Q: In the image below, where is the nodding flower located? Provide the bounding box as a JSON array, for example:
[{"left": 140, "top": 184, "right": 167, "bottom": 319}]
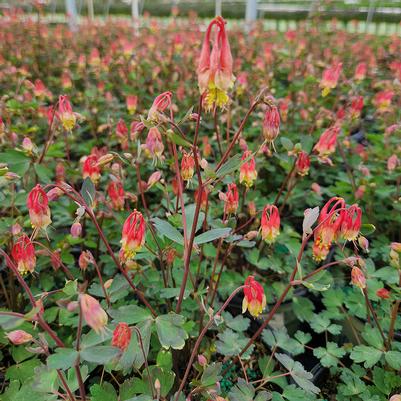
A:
[
  {"left": 313, "top": 126, "right": 340, "bottom": 162},
  {"left": 340, "top": 204, "right": 362, "bottom": 242},
  {"left": 6, "top": 330, "right": 33, "bottom": 345},
  {"left": 82, "top": 154, "right": 101, "bottom": 183},
  {"left": 320, "top": 63, "right": 342, "bottom": 97},
  {"left": 126, "top": 95, "right": 138, "bottom": 115},
  {"left": 262, "top": 103, "right": 280, "bottom": 145},
  {"left": 373, "top": 90, "right": 394, "bottom": 113},
  {"left": 116, "top": 119, "right": 129, "bottom": 149},
  {"left": 242, "top": 276, "right": 266, "bottom": 318},
  {"left": 145, "top": 127, "right": 164, "bottom": 161},
  {"left": 80, "top": 294, "right": 108, "bottom": 335},
  {"left": 11, "top": 235, "right": 36, "bottom": 275},
  {"left": 312, "top": 197, "right": 345, "bottom": 262},
  {"left": 195, "top": 187, "right": 209, "bottom": 211},
  {"left": 112, "top": 322, "right": 131, "bottom": 351},
  {"left": 58, "top": 95, "right": 76, "bottom": 132},
  {"left": 351, "top": 266, "right": 366, "bottom": 290},
  {"left": 260, "top": 205, "right": 280, "bottom": 244},
  {"left": 108, "top": 180, "right": 125, "bottom": 210},
  {"left": 354, "top": 62, "right": 367, "bottom": 81},
  {"left": 239, "top": 151, "right": 257, "bottom": 188},
  {"left": 349, "top": 96, "right": 364, "bottom": 119},
  {"left": 181, "top": 152, "right": 195, "bottom": 182},
  {"left": 120, "top": 210, "right": 146, "bottom": 262},
  {"left": 220, "top": 183, "right": 239, "bottom": 215},
  {"left": 26, "top": 184, "right": 52, "bottom": 230},
  {"left": 197, "top": 16, "right": 234, "bottom": 110},
  {"left": 147, "top": 91, "right": 172, "bottom": 121},
  {"left": 295, "top": 151, "right": 311, "bottom": 176}
]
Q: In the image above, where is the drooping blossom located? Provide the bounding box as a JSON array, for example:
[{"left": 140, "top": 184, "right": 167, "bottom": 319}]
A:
[
  {"left": 313, "top": 126, "right": 340, "bottom": 161},
  {"left": 126, "top": 95, "right": 138, "bottom": 114},
  {"left": 120, "top": 210, "right": 146, "bottom": 262},
  {"left": 197, "top": 16, "right": 235, "bottom": 109},
  {"left": 116, "top": 119, "right": 129, "bottom": 149},
  {"left": 70, "top": 222, "right": 82, "bottom": 238},
  {"left": 220, "top": 183, "right": 239, "bottom": 215},
  {"left": 340, "top": 205, "right": 362, "bottom": 241},
  {"left": 320, "top": 63, "right": 342, "bottom": 96},
  {"left": 26, "top": 184, "right": 52, "bottom": 229},
  {"left": 82, "top": 154, "right": 101, "bottom": 183},
  {"left": 239, "top": 151, "right": 257, "bottom": 187},
  {"left": 373, "top": 90, "right": 394, "bottom": 112},
  {"left": 351, "top": 266, "right": 366, "bottom": 289},
  {"left": 108, "top": 180, "right": 125, "bottom": 210},
  {"left": 111, "top": 322, "right": 131, "bottom": 351},
  {"left": 147, "top": 91, "right": 172, "bottom": 121},
  {"left": 80, "top": 294, "right": 108, "bottom": 334},
  {"left": 313, "top": 197, "right": 345, "bottom": 262},
  {"left": 58, "top": 95, "right": 76, "bottom": 131},
  {"left": 260, "top": 205, "right": 280, "bottom": 244},
  {"left": 242, "top": 276, "right": 266, "bottom": 318},
  {"left": 145, "top": 127, "right": 164, "bottom": 160},
  {"left": 262, "top": 103, "right": 280, "bottom": 145},
  {"left": 195, "top": 187, "right": 209, "bottom": 211},
  {"left": 11, "top": 235, "right": 36, "bottom": 274},
  {"left": 387, "top": 154, "right": 398, "bottom": 172},
  {"left": 349, "top": 96, "right": 364, "bottom": 119},
  {"left": 295, "top": 151, "right": 310, "bottom": 176},
  {"left": 354, "top": 62, "right": 367, "bottom": 81},
  {"left": 181, "top": 152, "right": 195, "bottom": 182}
]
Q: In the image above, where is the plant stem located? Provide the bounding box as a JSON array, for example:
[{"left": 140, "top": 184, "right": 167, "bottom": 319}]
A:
[{"left": 363, "top": 288, "right": 387, "bottom": 344}]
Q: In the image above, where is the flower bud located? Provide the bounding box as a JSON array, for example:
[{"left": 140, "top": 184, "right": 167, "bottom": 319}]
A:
[
  {"left": 111, "top": 322, "right": 131, "bottom": 351},
  {"left": 26, "top": 184, "right": 52, "bottom": 229},
  {"left": 22, "top": 137, "right": 34, "bottom": 153},
  {"left": 261, "top": 205, "right": 280, "bottom": 244},
  {"left": 295, "top": 151, "right": 310, "bottom": 176},
  {"left": 262, "top": 105, "right": 280, "bottom": 144},
  {"left": 67, "top": 301, "right": 79, "bottom": 312},
  {"left": 222, "top": 183, "right": 239, "bottom": 215},
  {"left": 97, "top": 153, "right": 114, "bottom": 167},
  {"left": 358, "top": 236, "right": 369, "bottom": 252},
  {"left": 181, "top": 152, "right": 195, "bottom": 181},
  {"left": 376, "top": 288, "right": 390, "bottom": 299},
  {"left": 248, "top": 201, "right": 256, "bottom": 217},
  {"left": 80, "top": 294, "right": 108, "bottom": 334},
  {"left": 390, "top": 395, "right": 401, "bottom": 401},
  {"left": 239, "top": 151, "right": 257, "bottom": 187},
  {"left": 351, "top": 266, "right": 366, "bottom": 289},
  {"left": 6, "top": 330, "right": 33, "bottom": 345},
  {"left": 78, "top": 251, "right": 91, "bottom": 270},
  {"left": 198, "top": 354, "right": 207, "bottom": 366},
  {"left": 120, "top": 210, "right": 146, "bottom": 262},
  {"left": 147, "top": 171, "right": 162, "bottom": 188},
  {"left": 244, "top": 231, "right": 258, "bottom": 240},
  {"left": 70, "top": 222, "right": 82, "bottom": 238}
]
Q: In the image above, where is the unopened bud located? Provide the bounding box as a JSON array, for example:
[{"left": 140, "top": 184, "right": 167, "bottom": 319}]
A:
[
  {"left": 244, "top": 231, "right": 259, "bottom": 240},
  {"left": 97, "top": 154, "right": 114, "bottom": 167},
  {"left": 22, "top": 137, "right": 34, "bottom": 152},
  {"left": 4, "top": 172, "right": 19, "bottom": 180},
  {"left": 198, "top": 354, "right": 207, "bottom": 366},
  {"left": 6, "top": 330, "right": 33, "bottom": 345},
  {"left": 70, "top": 222, "right": 82, "bottom": 238},
  {"left": 358, "top": 236, "right": 369, "bottom": 252},
  {"left": 67, "top": 301, "right": 79, "bottom": 312}
]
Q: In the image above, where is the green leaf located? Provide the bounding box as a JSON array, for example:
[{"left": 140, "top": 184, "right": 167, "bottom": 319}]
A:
[
  {"left": 0, "top": 312, "right": 25, "bottom": 330},
  {"left": 262, "top": 328, "right": 304, "bottom": 356},
  {"left": 292, "top": 297, "right": 315, "bottom": 322},
  {"left": 151, "top": 217, "right": 184, "bottom": 245},
  {"left": 80, "top": 346, "right": 120, "bottom": 364},
  {"left": 108, "top": 304, "right": 152, "bottom": 325},
  {"left": 361, "top": 325, "right": 384, "bottom": 349},
  {"left": 201, "top": 362, "right": 222, "bottom": 389},
  {"left": 47, "top": 348, "right": 78, "bottom": 370},
  {"left": 280, "top": 137, "right": 294, "bottom": 151},
  {"left": 216, "top": 329, "right": 254, "bottom": 359},
  {"left": 166, "top": 130, "right": 192, "bottom": 147},
  {"left": 215, "top": 154, "right": 242, "bottom": 178},
  {"left": 90, "top": 383, "right": 118, "bottom": 401},
  {"left": 222, "top": 312, "right": 250, "bottom": 332},
  {"left": 145, "top": 366, "right": 175, "bottom": 397},
  {"left": 228, "top": 378, "right": 271, "bottom": 401},
  {"left": 361, "top": 223, "right": 376, "bottom": 236},
  {"left": 156, "top": 350, "right": 173, "bottom": 370},
  {"left": 155, "top": 313, "right": 188, "bottom": 350},
  {"left": 185, "top": 203, "right": 205, "bottom": 235},
  {"left": 32, "top": 364, "right": 58, "bottom": 394},
  {"left": 275, "top": 353, "right": 320, "bottom": 394},
  {"left": 80, "top": 177, "right": 96, "bottom": 208},
  {"left": 350, "top": 345, "right": 383, "bottom": 368},
  {"left": 313, "top": 342, "right": 346, "bottom": 368},
  {"left": 6, "top": 358, "right": 41, "bottom": 381},
  {"left": 385, "top": 351, "right": 401, "bottom": 369},
  {"left": 194, "top": 228, "right": 232, "bottom": 245}
]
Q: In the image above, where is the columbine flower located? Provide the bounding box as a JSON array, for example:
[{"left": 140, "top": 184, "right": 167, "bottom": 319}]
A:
[
  {"left": 126, "top": 95, "right": 138, "bottom": 115},
  {"left": 351, "top": 266, "right": 366, "bottom": 289},
  {"left": 239, "top": 151, "right": 257, "bottom": 188},
  {"left": 320, "top": 63, "right": 342, "bottom": 97},
  {"left": 116, "top": 119, "right": 129, "bottom": 149},
  {"left": 11, "top": 235, "right": 36, "bottom": 274},
  {"left": 313, "top": 197, "right": 345, "bottom": 262},
  {"left": 82, "top": 154, "right": 101, "bottom": 183},
  {"left": 373, "top": 90, "right": 394, "bottom": 113},
  {"left": 147, "top": 91, "right": 172, "bottom": 121},
  {"left": 260, "top": 205, "right": 280, "bottom": 244},
  {"left": 195, "top": 187, "right": 209, "bottom": 211},
  {"left": 340, "top": 204, "right": 362, "bottom": 241},
  {"left": 111, "top": 322, "right": 131, "bottom": 351},
  {"left": 220, "top": 183, "right": 239, "bottom": 215},
  {"left": 26, "top": 184, "right": 52, "bottom": 230},
  {"left": 181, "top": 152, "right": 195, "bottom": 182},
  {"left": 58, "top": 95, "right": 76, "bottom": 131},
  {"left": 80, "top": 294, "right": 108, "bottom": 335},
  {"left": 354, "top": 62, "right": 367, "bottom": 81},
  {"left": 295, "top": 151, "right": 310, "bottom": 176},
  {"left": 242, "top": 276, "right": 266, "bottom": 318},
  {"left": 387, "top": 154, "right": 398, "bottom": 172},
  {"left": 262, "top": 103, "right": 280, "bottom": 145},
  {"left": 197, "top": 16, "right": 234, "bottom": 110},
  {"left": 107, "top": 180, "right": 125, "bottom": 210},
  {"left": 349, "top": 96, "right": 364, "bottom": 119},
  {"left": 145, "top": 127, "right": 164, "bottom": 161},
  {"left": 120, "top": 210, "right": 146, "bottom": 262},
  {"left": 313, "top": 126, "right": 340, "bottom": 162},
  {"left": 6, "top": 330, "right": 33, "bottom": 345}
]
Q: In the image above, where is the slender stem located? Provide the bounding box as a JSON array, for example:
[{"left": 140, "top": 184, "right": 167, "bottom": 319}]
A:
[
  {"left": 89, "top": 252, "right": 111, "bottom": 307},
  {"left": 74, "top": 303, "right": 86, "bottom": 400},
  {"left": 38, "top": 100, "right": 59, "bottom": 164},
  {"left": 174, "top": 286, "right": 245, "bottom": 401},
  {"left": 363, "top": 288, "right": 387, "bottom": 345},
  {"left": 387, "top": 299, "right": 400, "bottom": 350},
  {"left": 213, "top": 107, "right": 223, "bottom": 157},
  {"left": 337, "top": 139, "right": 357, "bottom": 194},
  {"left": 274, "top": 160, "right": 296, "bottom": 205}
]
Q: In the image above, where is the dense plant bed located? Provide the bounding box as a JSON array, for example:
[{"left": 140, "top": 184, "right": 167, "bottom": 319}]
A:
[{"left": 0, "top": 6, "right": 400, "bottom": 401}]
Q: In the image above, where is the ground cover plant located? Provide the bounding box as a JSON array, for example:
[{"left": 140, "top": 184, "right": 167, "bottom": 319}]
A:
[{"left": 0, "top": 5, "right": 400, "bottom": 401}]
